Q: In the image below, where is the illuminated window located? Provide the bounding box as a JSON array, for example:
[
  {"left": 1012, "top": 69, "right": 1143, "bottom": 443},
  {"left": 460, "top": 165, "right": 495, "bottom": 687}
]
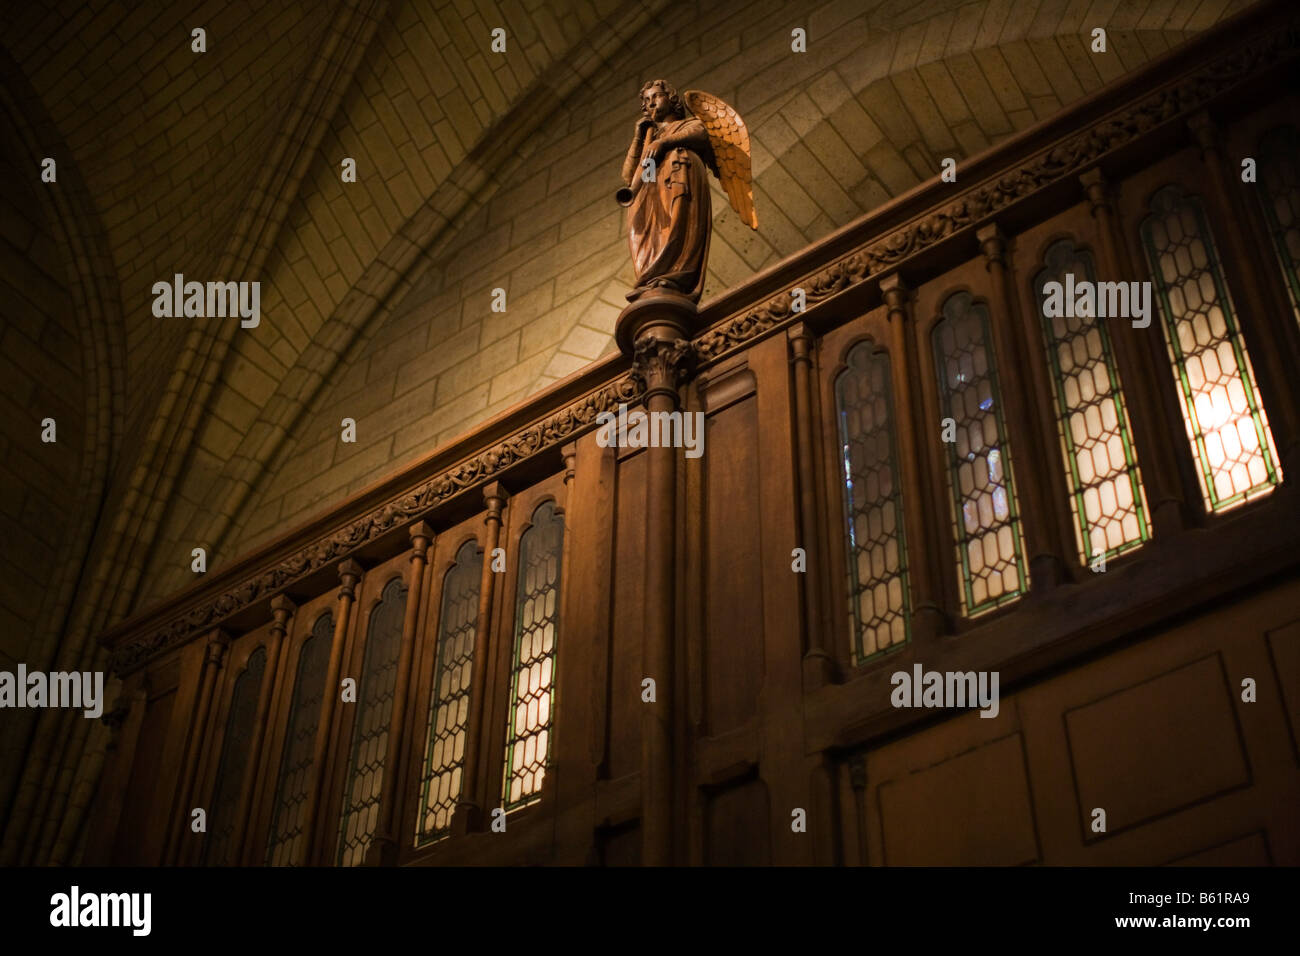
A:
[
  {"left": 932, "top": 291, "right": 1028, "bottom": 615},
  {"left": 336, "top": 577, "right": 407, "bottom": 867},
  {"left": 265, "top": 612, "right": 332, "bottom": 866},
  {"left": 1140, "top": 184, "right": 1282, "bottom": 512},
  {"left": 502, "top": 502, "right": 563, "bottom": 811},
  {"left": 416, "top": 540, "right": 482, "bottom": 845},
  {"left": 1256, "top": 126, "right": 1300, "bottom": 322},
  {"left": 202, "top": 646, "right": 267, "bottom": 866},
  {"left": 1034, "top": 240, "right": 1150, "bottom": 564},
  {"left": 834, "top": 341, "right": 909, "bottom": 662}
]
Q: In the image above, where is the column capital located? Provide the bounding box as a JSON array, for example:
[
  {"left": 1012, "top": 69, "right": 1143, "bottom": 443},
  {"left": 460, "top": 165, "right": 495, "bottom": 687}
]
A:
[
  {"left": 975, "top": 222, "right": 1007, "bottom": 265},
  {"left": 633, "top": 334, "right": 693, "bottom": 402},
  {"left": 269, "top": 594, "right": 296, "bottom": 637},
  {"left": 408, "top": 520, "right": 433, "bottom": 556},
  {"left": 482, "top": 481, "right": 508, "bottom": 516},
  {"left": 337, "top": 558, "right": 363, "bottom": 599},
  {"left": 879, "top": 272, "right": 910, "bottom": 314},
  {"left": 1187, "top": 110, "right": 1219, "bottom": 153}
]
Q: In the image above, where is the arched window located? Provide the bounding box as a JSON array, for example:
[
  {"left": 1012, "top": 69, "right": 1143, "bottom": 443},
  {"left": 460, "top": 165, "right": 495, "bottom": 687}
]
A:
[
  {"left": 1140, "top": 184, "right": 1282, "bottom": 512},
  {"left": 202, "top": 645, "right": 267, "bottom": 866},
  {"left": 265, "top": 611, "right": 332, "bottom": 866},
  {"left": 1256, "top": 125, "right": 1300, "bottom": 322},
  {"left": 502, "top": 501, "right": 564, "bottom": 811},
  {"left": 834, "top": 341, "right": 909, "bottom": 662},
  {"left": 416, "top": 540, "right": 483, "bottom": 845},
  {"left": 1034, "top": 239, "right": 1150, "bottom": 564},
  {"left": 336, "top": 576, "right": 407, "bottom": 867},
  {"left": 932, "top": 291, "right": 1027, "bottom": 616}
]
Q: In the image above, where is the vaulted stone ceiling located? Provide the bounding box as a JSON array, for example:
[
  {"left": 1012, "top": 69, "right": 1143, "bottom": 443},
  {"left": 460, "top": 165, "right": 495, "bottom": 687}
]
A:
[{"left": 2, "top": 0, "right": 1254, "bottom": 615}]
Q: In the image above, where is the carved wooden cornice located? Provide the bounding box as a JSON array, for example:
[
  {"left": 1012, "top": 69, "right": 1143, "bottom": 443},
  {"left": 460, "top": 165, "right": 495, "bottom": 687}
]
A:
[
  {"left": 102, "top": 4, "right": 1296, "bottom": 676},
  {"left": 693, "top": 10, "right": 1299, "bottom": 365},
  {"left": 107, "top": 371, "right": 644, "bottom": 674}
]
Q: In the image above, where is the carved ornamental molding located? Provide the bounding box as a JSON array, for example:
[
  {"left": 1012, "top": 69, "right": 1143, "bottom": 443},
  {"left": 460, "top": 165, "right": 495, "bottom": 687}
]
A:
[
  {"left": 692, "top": 13, "right": 1299, "bottom": 365},
  {"left": 108, "top": 371, "right": 644, "bottom": 673}
]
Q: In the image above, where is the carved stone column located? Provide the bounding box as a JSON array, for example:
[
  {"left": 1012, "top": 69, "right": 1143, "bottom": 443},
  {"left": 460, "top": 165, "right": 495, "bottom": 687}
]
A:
[
  {"left": 880, "top": 275, "right": 946, "bottom": 644},
  {"left": 366, "top": 521, "right": 433, "bottom": 865},
  {"left": 1080, "top": 168, "right": 1191, "bottom": 537},
  {"left": 455, "top": 483, "right": 508, "bottom": 834},
  {"left": 619, "top": 291, "right": 696, "bottom": 867},
  {"left": 165, "top": 628, "right": 229, "bottom": 863},
  {"left": 977, "top": 223, "right": 1068, "bottom": 592},
  {"left": 233, "top": 594, "right": 295, "bottom": 863},
  {"left": 304, "top": 558, "right": 362, "bottom": 863}
]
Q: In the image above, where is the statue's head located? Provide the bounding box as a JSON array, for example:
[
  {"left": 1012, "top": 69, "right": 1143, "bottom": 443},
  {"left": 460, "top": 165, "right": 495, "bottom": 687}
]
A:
[{"left": 640, "top": 79, "right": 684, "bottom": 122}]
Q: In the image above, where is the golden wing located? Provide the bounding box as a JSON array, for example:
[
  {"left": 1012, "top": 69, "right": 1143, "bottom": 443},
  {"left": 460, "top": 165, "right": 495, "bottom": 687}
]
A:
[{"left": 683, "top": 89, "right": 757, "bottom": 230}]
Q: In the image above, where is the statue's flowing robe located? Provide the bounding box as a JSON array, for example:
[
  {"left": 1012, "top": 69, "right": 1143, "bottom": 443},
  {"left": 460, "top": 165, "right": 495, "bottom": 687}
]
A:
[{"left": 627, "top": 117, "right": 712, "bottom": 301}]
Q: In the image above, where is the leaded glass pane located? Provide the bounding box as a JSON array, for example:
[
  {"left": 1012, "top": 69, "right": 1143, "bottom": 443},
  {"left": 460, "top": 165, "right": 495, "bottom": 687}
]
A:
[
  {"left": 265, "top": 612, "right": 332, "bottom": 866},
  {"left": 202, "top": 645, "right": 267, "bottom": 866},
  {"left": 932, "top": 292, "right": 1028, "bottom": 616},
  {"left": 1257, "top": 126, "right": 1300, "bottom": 322},
  {"left": 1141, "top": 184, "right": 1282, "bottom": 512},
  {"left": 336, "top": 577, "right": 407, "bottom": 867},
  {"left": 502, "top": 502, "right": 563, "bottom": 811},
  {"left": 835, "top": 342, "right": 910, "bottom": 663},
  {"left": 416, "top": 540, "right": 483, "bottom": 845},
  {"left": 1035, "top": 240, "right": 1151, "bottom": 564}
]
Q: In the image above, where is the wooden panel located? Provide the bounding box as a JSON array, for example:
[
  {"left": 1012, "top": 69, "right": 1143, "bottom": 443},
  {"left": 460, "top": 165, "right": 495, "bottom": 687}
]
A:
[
  {"left": 1169, "top": 831, "right": 1271, "bottom": 865},
  {"left": 608, "top": 451, "right": 646, "bottom": 779},
  {"left": 877, "top": 732, "right": 1038, "bottom": 866},
  {"left": 110, "top": 689, "right": 174, "bottom": 865},
  {"left": 705, "top": 777, "right": 771, "bottom": 865},
  {"left": 703, "top": 394, "right": 764, "bottom": 735},
  {"left": 1065, "top": 654, "right": 1249, "bottom": 839},
  {"left": 1265, "top": 617, "right": 1300, "bottom": 764}
]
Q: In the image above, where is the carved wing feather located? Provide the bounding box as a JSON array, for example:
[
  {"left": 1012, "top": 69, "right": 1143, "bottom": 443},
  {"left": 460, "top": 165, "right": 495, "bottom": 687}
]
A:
[{"left": 683, "top": 89, "right": 757, "bottom": 230}]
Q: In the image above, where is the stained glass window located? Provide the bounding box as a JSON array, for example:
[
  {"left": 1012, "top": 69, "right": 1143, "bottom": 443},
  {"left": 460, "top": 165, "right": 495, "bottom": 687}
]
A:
[
  {"left": 932, "top": 291, "right": 1028, "bottom": 616},
  {"left": 1140, "top": 184, "right": 1282, "bottom": 512},
  {"left": 502, "top": 502, "right": 564, "bottom": 811},
  {"left": 265, "top": 612, "right": 332, "bottom": 866},
  {"left": 416, "top": 540, "right": 483, "bottom": 845},
  {"left": 1034, "top": 240, "right": 1150, "bottom": 564},
  {"left": 336, "top": 577, "right": 407, "bottom": 867},
  {"left": 1256, "top": 125, "right": 1300, "bottom": 322},
  {"left": 202, "top": 646, "right": 267, "bottom": 866},
  {"left": 835, "top": 341, "right": 909, "bottom": 662}
]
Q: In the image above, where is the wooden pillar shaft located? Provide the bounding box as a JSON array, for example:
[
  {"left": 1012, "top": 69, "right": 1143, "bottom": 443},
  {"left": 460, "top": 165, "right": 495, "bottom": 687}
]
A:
[
  {"left": 366, "top": 522, "right": 433, "bottom": 864},
  {"left": 232, "top": 594, "right": 295, "bottom": 864},
  {"left": 977, "top": 223, "right": 1068, "bottom": 591},
  {"left": 1080, "top": 168, "right": 1193, "bottom": 538},
  {"left": 164, "top": 629, "right": 228, "bottom": 863},
  {"left": 634, "top": 332, "right": 691, "bottom": 867},
  {"left": 881, "top": 274, "right": 945, "bottom": 643},
  {"left": 303, "top": 559, "right": 362, "bottom": 863},
  {"left": 789, "top": 327, "right": 834, "bottom": 686},
  {"left": 455, "top": 484, "right": 507, "bottom": 833}
]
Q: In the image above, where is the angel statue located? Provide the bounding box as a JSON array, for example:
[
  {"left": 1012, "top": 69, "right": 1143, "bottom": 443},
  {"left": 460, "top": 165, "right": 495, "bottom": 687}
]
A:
[{"left": 616, "top": 79, "right": 757, "bottom": 303}]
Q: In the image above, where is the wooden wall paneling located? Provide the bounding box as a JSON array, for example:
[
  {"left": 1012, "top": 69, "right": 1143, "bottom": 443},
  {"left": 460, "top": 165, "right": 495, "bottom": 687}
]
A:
[
  {"left": 746, "top": 332, "right": 816, "bottom": 865},
  {"left": 552, "top": 437, "right": 613, "bottom": 864},
  {"left": 317, "top": 554, "right": 411, "bottom": 865},
  {"left": 1010, "top": 202, "right": 1126, "bottom": 578},
  {"left": 1188, "top": 112, "right": 1300, "bottom": 476},
  {"left": 1114, "top": 148, "right": 1229, "bottom": 525},
  {"left": 403, "top": 509, "right": 480, "bottom": 861},
  {"left": 482, "top": 472, "right": 567, "bottom": 858},
  {"left": 255, "top": 588, "right": 335, "bottom": 865},
  {"left": 912, "top": 257, "right": 1002, "bottom": 626},
  {"left": 183, "top": 623, "right": 271, "bottom": 865}
]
